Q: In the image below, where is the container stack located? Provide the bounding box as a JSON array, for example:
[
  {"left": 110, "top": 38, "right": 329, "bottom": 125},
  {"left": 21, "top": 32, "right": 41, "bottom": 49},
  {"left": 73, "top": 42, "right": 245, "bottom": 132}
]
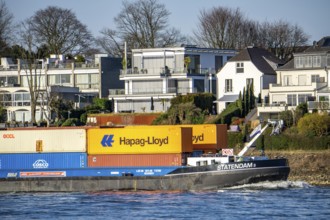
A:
[
  {"left": 0, "top": 124, "right": 228, "bottom": 176},
  {"left": 87, "top": 126, "right": 193, "bottom": 167},
  {"left": 0, "top": 128, "right": 87, "bottom": 174}
]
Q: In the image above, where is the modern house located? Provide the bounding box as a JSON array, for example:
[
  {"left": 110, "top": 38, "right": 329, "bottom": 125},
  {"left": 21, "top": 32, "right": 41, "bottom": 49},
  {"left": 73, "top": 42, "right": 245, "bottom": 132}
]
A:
[
  {"left": 257, "top": 37, "right": 330, "bottom": 120},
  {"left": 109, "top": 45, "right": 236, "bottom": 113},
  {"left": 0, "top": 54, "right": 123, "bottom": 123},
  {"left": 215, "top": 47, "right": 284, "bottom": 114}
]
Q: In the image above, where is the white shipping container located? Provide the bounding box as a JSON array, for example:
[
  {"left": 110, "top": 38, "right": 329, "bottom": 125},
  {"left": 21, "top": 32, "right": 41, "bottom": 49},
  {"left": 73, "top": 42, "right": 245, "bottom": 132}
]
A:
[{"left": 0, "top": 129, "right": 86, "bottom": 153}]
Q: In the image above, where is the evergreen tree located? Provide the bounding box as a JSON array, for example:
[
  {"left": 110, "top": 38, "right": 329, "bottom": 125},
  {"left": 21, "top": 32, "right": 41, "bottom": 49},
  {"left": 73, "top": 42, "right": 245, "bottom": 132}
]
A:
[
  {"left": 238, "top": 91, "right": 243, "bottom": 117},
  {"left": 242, "top": 87, "right": 246, "bottom": 117},
  {"left": 249, "top": 81, "right": 255, "bottom": 110}
]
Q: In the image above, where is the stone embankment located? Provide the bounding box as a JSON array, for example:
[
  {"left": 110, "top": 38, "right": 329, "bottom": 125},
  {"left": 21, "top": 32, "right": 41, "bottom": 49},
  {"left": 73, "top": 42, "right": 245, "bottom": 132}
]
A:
[{"left": 266, "top": 150, "right": 329, "bottom": 186}]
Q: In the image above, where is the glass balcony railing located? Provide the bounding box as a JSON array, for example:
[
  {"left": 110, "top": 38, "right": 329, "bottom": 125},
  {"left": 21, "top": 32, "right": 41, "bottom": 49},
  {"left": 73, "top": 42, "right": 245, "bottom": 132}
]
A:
[
  {"left": 308, "top": 101, "right": 330, "bottom": 110},
  {"left": 120, "top": 67, "right": 216, "bottom": 76}
]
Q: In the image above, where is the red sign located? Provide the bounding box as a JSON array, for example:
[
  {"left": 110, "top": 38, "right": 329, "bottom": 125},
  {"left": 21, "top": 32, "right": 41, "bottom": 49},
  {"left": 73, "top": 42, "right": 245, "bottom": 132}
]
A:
[
  {"left": 3, "top": 134, "right": 15, "bottom": 138},
  {"left": 20, "top": 171, "right": 66, "bottom": 177},
  {"left": 222, "top": 148, "right": 234, "bottom": 156}
]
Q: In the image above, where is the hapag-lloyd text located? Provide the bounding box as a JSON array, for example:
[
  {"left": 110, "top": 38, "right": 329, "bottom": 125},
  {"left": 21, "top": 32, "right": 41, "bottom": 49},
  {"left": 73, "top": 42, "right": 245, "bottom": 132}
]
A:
[
  {"left": 119, "top": 137, "right": 169, "bottom": 147},
  {"left": 217, "top": 163, "right": 256, "bottom": 170}
]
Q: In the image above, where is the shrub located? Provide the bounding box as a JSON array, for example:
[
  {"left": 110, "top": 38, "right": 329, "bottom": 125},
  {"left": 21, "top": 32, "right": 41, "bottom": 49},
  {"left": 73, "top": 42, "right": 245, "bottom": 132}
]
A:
[
  {"left": 61, "top": 118, "right": 81, "bottom": 127},
  {"left": 297, "top": 113, "right": 330, "bottom": 137}
]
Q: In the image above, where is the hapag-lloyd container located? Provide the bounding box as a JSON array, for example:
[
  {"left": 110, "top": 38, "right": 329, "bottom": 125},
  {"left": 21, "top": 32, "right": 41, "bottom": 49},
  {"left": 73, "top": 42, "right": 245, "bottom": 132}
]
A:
[
  {"left": 182, "top": 124, "right": 228, "bottom": 151},
  {"left": 0, "top": 153, "right": 87, "bottom": 169},
  {"left": 0, "top": 128, "right": 86, "bottom": 153},
  {"left": 87, "top": 127, "right": 193, "bottom": 154},
  {"left": 127, "top": 124, "right": 228, "bottom": 151},
  {"left": 87, "top": 153, "right": 188, "bottom": 167}
]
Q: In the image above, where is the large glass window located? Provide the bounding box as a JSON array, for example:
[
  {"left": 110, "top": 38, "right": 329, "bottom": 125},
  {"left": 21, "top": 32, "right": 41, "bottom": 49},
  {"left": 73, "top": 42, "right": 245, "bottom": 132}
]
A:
[
  {"left": 311, "top": 75, "right": 320, "bottom": 83},
  {"left": 0, "top": 76, "right": 18, "bottom": 86},
  {"left": 48, "top": 74, "right": 71, "bottom": 86},
  {"left": 287, "top": 94, "right": 297, "bottom": 106},
  {"left": 21, "top": 75, "right": 45, "bottom": 87},
  {"left": 225, "top": 79, "right": 232, "bottom": 92},
  {"left": 298, "top": 94, "right": 312, "bottom": 104},
  {"left": 319, "top": 96, "right": 329, "bottom": 101}
]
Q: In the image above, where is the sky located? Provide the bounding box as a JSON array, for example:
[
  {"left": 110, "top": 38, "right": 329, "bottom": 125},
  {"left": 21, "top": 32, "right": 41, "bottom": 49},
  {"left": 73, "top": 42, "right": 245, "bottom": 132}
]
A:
[{"left": 5, "top": 0, "right": 329, "bottom": 45}]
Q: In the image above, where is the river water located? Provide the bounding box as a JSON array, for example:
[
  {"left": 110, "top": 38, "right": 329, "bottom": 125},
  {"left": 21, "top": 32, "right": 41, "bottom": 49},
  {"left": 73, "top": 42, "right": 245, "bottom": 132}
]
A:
[{"left": 0, "top": 181, "right": 329, "bottom": 219}]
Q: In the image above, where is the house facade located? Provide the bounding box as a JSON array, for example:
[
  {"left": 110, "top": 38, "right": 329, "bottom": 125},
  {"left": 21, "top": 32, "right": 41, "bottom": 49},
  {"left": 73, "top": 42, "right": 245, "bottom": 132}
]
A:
[
  {"left": 215, "top": 47, "right": 284, "bottom": 114},
  {"left": 109, "top": 46, "right": 236, "bottom": 113},
  {"left": 258, "top": 37, "right": 330, "bottom": 120},
  {"left": 0, "top": 54, "right": 123, "bottom": 123}
]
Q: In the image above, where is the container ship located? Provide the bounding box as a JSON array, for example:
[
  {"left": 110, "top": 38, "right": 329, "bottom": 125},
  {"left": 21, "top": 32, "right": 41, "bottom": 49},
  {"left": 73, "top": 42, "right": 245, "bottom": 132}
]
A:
[{"left": 0, "top": 123, "right": 290, "bottom": 192}]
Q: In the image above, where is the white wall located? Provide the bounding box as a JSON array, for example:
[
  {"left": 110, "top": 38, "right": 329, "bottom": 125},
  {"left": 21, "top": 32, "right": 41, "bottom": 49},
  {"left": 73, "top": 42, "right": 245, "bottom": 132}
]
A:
[{"left": 216, "top": 61, "right": 265, "bottom": 113}]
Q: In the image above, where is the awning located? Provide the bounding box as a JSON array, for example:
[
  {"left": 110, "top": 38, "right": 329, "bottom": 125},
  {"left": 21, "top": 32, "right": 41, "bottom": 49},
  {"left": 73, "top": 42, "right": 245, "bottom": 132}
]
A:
[{"left": 214, "top": 94, "right": 239, "bottom": 102}]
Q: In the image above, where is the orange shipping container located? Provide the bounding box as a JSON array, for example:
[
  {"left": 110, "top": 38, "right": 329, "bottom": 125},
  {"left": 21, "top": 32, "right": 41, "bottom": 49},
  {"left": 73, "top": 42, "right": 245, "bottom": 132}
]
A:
[{"left": 88, "top": 154, "right": 187, "bottom": 167}]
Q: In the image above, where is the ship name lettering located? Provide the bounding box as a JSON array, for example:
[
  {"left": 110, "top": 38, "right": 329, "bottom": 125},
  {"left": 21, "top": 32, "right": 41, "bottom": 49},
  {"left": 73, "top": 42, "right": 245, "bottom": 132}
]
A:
[{"left": 217, "top": 163, "right": 255, "bottom": 170}]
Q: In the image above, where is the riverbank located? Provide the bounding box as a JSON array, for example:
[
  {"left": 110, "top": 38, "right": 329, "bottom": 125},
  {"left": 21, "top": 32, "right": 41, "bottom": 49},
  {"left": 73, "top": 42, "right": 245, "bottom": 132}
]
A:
[{"left": 265, "top": 150, "right": 329, "bottom": 186}]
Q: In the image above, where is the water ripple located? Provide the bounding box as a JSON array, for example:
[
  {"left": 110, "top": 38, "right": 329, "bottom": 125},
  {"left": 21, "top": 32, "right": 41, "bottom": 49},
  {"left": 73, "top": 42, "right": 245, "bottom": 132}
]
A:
[{"left": 0, "top": 181, "right": 328, "bottom": 220}]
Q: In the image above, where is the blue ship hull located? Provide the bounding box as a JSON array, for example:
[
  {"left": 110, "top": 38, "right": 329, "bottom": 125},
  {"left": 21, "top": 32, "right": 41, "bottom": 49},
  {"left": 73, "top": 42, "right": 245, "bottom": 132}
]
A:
[{"left": 0, "top": 159, "right": 290, "bottom": 192}]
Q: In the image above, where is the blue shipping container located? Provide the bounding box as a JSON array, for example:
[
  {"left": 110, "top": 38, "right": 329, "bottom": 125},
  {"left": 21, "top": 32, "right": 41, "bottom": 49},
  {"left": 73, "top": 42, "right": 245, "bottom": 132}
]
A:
[{"left": 0, "top": 153, "right": 87, "bottom": 170}]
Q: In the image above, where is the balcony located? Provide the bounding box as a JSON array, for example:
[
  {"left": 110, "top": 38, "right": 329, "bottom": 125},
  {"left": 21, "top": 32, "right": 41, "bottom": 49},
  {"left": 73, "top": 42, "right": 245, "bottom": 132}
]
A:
[
  {"left": 109, "top": 87, "right": 198, "bottom": 96},
  {"left": 257, "top": 102, "right": 296, "bottom": 114},
  {"left": 308, "top": 101, "right": 330, "bottom": 110},
  {"left": 120, "top": 67, "right": 216, "bottom": 77},
  {"left": 269, "top": 82, "right": 327, "bottom": 93},
  {"left": 109, "top": 89, "right": 125, "bottom": 95}
]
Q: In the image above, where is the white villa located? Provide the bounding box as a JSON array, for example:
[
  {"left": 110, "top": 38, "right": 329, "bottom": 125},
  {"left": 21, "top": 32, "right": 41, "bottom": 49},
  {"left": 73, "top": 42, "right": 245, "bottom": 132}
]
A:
[
  {"left": 215, "top": 47, "right": 284, "bottom": 114},
  {"left": 258, "top": 37, "right": 330, "bottom": 120},
  {"left": 109, "top": 45, "right": 237, "bottom": 113}
]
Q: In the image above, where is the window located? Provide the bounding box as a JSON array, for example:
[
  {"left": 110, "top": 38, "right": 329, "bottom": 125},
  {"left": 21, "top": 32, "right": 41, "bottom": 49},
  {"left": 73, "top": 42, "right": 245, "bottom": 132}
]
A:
[
  {"left": 305, "top": 56, "right": 313, "bottom": 67},
  {"left": 283, "top": 75, "right": 292, "bottom": 86},
  {"left": 295, "top": 57, "right": 304, "bottom": 68},
  {"left": 319, "top": 96, "right": 329, "bottom": 101},
  {"left": 311, "top": 75, "right": 320, "bottom": 83},
  {"left": 313, "top": 56, "right": 321, "bottom": 67},
  {"left": 215, "top": 56, "right": 223, "bottom": 72},
  {"left": 298, "top": 94, "right": 312, "bottom": 104},
  {"left": 225, "top": 79, "right": 232, "bottom": 92},
  {"left": 48, "top": 74, "right": 70, "bottom": 86},
  {"left": 287, "top": 94, "right": 297, "bottom": 106},
  {"left": 246, "top": 78, "right": 253, "bottom": 87},
  {"left": 236, "top": 63, "right": 244, "bottom": 73}
]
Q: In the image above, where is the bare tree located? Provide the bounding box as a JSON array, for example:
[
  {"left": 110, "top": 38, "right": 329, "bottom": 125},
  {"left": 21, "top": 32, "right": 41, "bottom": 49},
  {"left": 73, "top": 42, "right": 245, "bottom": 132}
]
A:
[
  {"left": 0, "top": 0, "right": 14, "bottom": 54},
  {"left": 194, "top": 7, "right": 250, "bottom": 49},
  {"left": 258, "top": 20, "right": 309, "bottom": 60},
  {"left": 96, "top": 0, "right": 184, "bottom": 54},
  {"left": 28, "top": 6, "right": 93, "bottom": 56},
  {"left": 17, "top": 19, "right": 45, "bottom": 124},
  {"left": 194, "top": 6, "right": 309, "bottom": 58},
  {"left": 95, "top": 28, "right": 122, "bottom": 57}
]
